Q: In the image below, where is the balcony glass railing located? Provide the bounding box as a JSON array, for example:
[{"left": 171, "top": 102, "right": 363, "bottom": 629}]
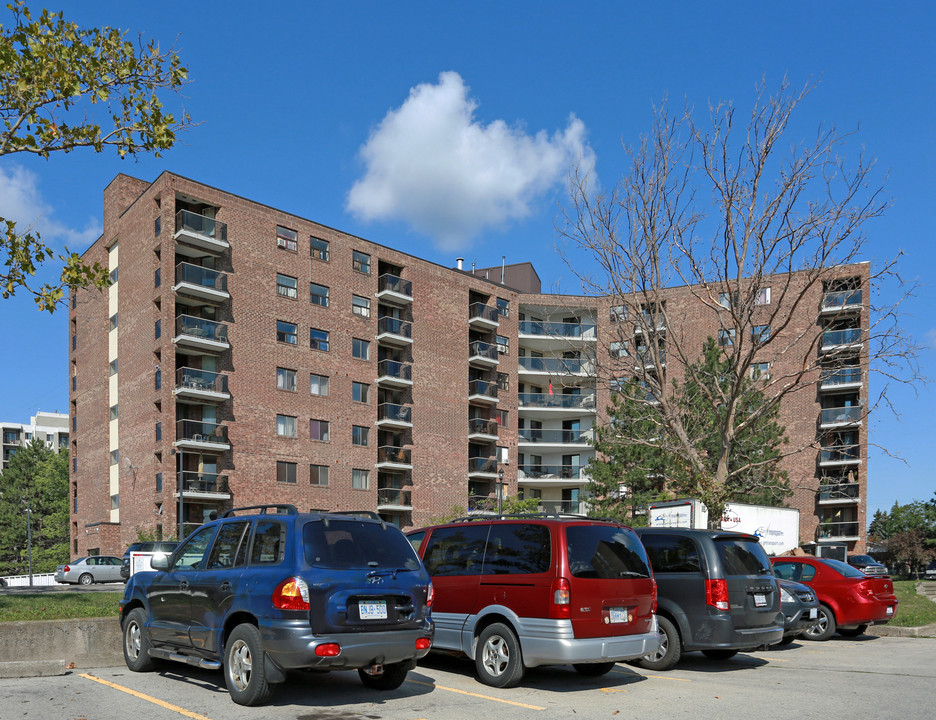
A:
[
  {"left": 175, "top": 315, "right": 229, "bottom": 344},
  {"left": 468, "top": 418, "right": 499, "bottom": 436},
  {"left": 377, "top": 445, "right": 411, "bottom": 465},
  {"left": 519, "top": 321, "right": 597, "bottom": 339},
  {"left": 519, "top": 392, "right": 596, "bottom": 410},
  {"left": 822, "top": 328, "right": 862, "bottom": 347},
  {"left": 820, "top": 444, "right": 860, "bottom": 463},
  {"left": 818, "top": 483, "right": 860, "bottom": 501},
  {"left": 176, "top": 367, "right": 228, "bottom": 394},
  {"left": 2, "top": 432, "right": 19, "bottom": 444},
  {"left": 377, "top": 359, "right": 412, "bottom": 382},
  {"left": 468, "top": 494, "right": 497, "bottom": 512},
  {"left": 377, "top": 403, "right": 413, "bottom": 424},
  {"left": 179, "top": 471, "right": 229, "bottom": 494},
  {"left": 817, "top": 521, "right": 859, "bottom": 539},
  {"left": 469, "top": 340, "right": 499, "bottom": 361},
  {"left": 518, "top": 357, "right": 591, "bottom": 374},
  {"left": 519, "top": 464, "right": 587, "bottom": 479},
  {"left": 377, "top": 487, "right": 412, "bottom": 506},
  {"left": 821, "top": 367, "right": 862, "bottom": 386},
  {"left": 468, "top": 457, "right": 498, "bottom": 474},
  {"left": 538, "top": 500, "right": 583, "bottom": 514},
  {"left": 175, "top": 209, "right": 227, "bottom": 243},
  {"left": 821, "top": 406, "right": 862, "bottom": 425},
  {"left": 635, "top": 350, "right": 666, "bottom": 367},
  {"left": 518, "top": 428, "right": 591, "bottom": 444},
  {"left": 377, "top": 316, "right": 412, "bottom": 339},
  {"left": 175, "top": 262, "right": 227, "bottom": 292},
  {"left": 176, "top": 419, "right": 228, "bottom": 445},
  {"left": 469, "top": 303, "right": 499, "bottom": 324},
  {"left": 469, "top": 379, "right": 498, "bottom": 399},
  {"left": 378, "top": 274, "right": 412, "bottom": 298},
  {"left": 822, "top": 289, "right": 862, "bottom": 310}
]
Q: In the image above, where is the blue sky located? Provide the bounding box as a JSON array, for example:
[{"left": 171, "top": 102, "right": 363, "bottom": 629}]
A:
[{"left": 1, "top": 1, "right": 933, "bottom": 517}]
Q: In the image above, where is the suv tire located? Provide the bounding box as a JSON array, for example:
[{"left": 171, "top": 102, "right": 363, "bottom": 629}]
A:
[
  {"left": 476, "top": 622, "right": 525, "bottom": 688},
  {"left": 123, "top": 608, "right": 157, "bottom": 672},
  {"left": 573, "top": 661, "right": 617, "bottom": 677},
  {"left": 803, "top": 604, "right": 836, "bottom": 642},
  {"left": 637, "top": 616, "right": 681, "bottom": 671},
  {"left": 225, "top": 624, "right": 273, "bottom": 706},
  {"left": 358, "top": 661, "right": 409, "bottom": 690}
]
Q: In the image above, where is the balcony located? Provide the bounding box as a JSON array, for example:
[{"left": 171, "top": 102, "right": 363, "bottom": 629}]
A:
[
  {"left": 518, "top": 357, "right": 594, "bottom": 376},
  {"left": 173, "top": 315, "right": 230, "bottom": 352},
  {"left": 635, "top": 350, "right": 666, "bottom": 368},
  {"left": 377, "top": 402, "right": 413, "bottom": 428},
  {"left": 819, "top": 444, "right": 861, "bottom": 466},
  {"left": 820, "top": 406, "right": 862, "bottom": 428},
  {"left": 818, "top": 483, "right": 860, "bottom": 504},
  {"left": 519, "top": 321, "right": 597, "bottom": 341},
  {"left": 174, "top": 419, "right": 230, "bottom": 451},
  {"left": 817, "top": 520, "right": 860, "bottom": 541},
  {"left": 635, "top": 313, "right": 666, "bottom": 334},
  {"left": 537, "top": 500, "right": 584, "bottom": 515},
  {"left": 821, "top": 327, "right": 862, "bottom": 352},
  {"left": 376, "top": 274, "right": 413, "bottom": 305},
  {"left": 174, "top": 367, "right": 230, "bottom": 401},
  {"left": 519, "top": 392, "right": 596, "bottom": 411},
  {"left": 518, "top": 464, "right": 588, "bottom": 480},
  {"left": 376, "top": 445, "right": 412, "bottom": 469},
  {"left": 468, "top": 456, "right": 499, "bottom": 478},
  {"left": 174, "top": 209, "right": 229, "bottom": 253},
  {"left": 173, "top": 262, "right": 229, "bottom": 303},
  {"left": 377, "top": 487, "right": 412, "bottom": 509},
  {"left": 468, "top": 378, "right": 498, "bottom": 404},
  {"left": 468, "top": 418, "right": 499, "bottom": 440},
  {"left": 820, "top": 367, "right": 862, "bottom": 390},
  {"left": 821, "top": 289, "right": 862, "bottom": 314},
  {"left": 518, "top": 428, "right": 593, "bottom": 446},
  {"left": 469, "top": 303, "right": 500, "bottom": 328},
  {"left": 376, "top": 316, "right": 413, "bottom": 346},
  {"left": 376, "top": 359, "right": 413, "bottom": 387},
  {"left": 468, "top": 494, "right": 498, "bottom": 513},
  {"left": 469, "top": 340, "right": 499, "bottom": 366},
  {"left": 177, "top": 471, "right": 230, "bottom": 498}
]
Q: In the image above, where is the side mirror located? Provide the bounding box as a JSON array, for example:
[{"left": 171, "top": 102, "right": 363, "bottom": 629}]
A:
[{"left": 151, "top": 553, "right": 170, "bottom": 570}]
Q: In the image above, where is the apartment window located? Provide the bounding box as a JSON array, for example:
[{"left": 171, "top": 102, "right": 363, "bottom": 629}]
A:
[
  {"left": 718, "top": 328, "right": 735, "bottom": 347},
  {"left": 109, "top": 313, "right": 118, "bottom": 330},
  {"left": 110, "top": 450, "right": 119, "bottom": 465},
  {"left": 610, "top": 376, "right": 627, "bottom": 393},
  {"left": 110, "top": 404, "right": 118, "bottom": 420},
  {"left": 72, "top": 333, "right": 77, "bottom": 350},
  {"left": 497, "top": 297, "right": 510, "bottom": 317},
  {"left": 352, "top": 381, "right": 370, "bottom": 403},
  {"left": 610, "top": 305, "right": 626, "bottom": 322},
  {"left": 496, "top": 446, "right": 509, "bottom": 465},
  {"left": 496, "top": 335, "right": 509, "bottom": 355},
  {"left": 154, "top": 267, "right": 161, "bottom": 288},
  {"left": 109, "top": 267, "right": 118, "bottom": 283},
  {"left": 72, "top": 375, "right": 77, "bottom": 391},
  {"left": 155, "top": 472, "right": 162, "bottom": 492},
  {"left": 352, "top": 468, "right": 370, "bottom": 490},
  {"left": 277, "top": 320, "right": 298, "bottom": 345},
  {"left": 352, "top": 250, "right": 371, "bottom": 275},
  {"left": 276, "top": 225, "right": 298, "bottom": 252},
  {"left": 72, "top": 415, "right": 77, "bottom": 431},
  {"left": 276, "top": 460, "right": 297, "bottom": 484},
  {"left": 277, "top": 367, "right": 297, "bottom": 392},
  {"left": 718, "top": 292, "right": 735, "bottom": 309},
  {"left": 610, "top": 340, "right": 629, "bottom": 358},
  {"left": 751, "top": 325, "right": 771, "bottom": 344},
  {"left": 310, "top": 236, "right": 329, "bottom": 261},
  {"left": 352, "top": 294, "right": 371, "bottom": 317},
  {"left": 110, "top": 493, "right": 119, "bottom": 510},
  {"left": 755, "top": 287, "right": 771, "bottom": 305},
  {"left": 496, "top": 409, "right": 508, "bottom": 427},
  {"left": 154, "top": 216, "right": 161, "bottom": 236},
  {"left": 155, "top": 422, "right": 162, "bottom": 442},
  {"left": 352, "top": 338, "right": 370, "bottom": 360},
  {"left": 276, "top": 273, "right": 298, "bottom": 299},
  {"left": 276, "top": 414, "right": 298, "bottom": 438},
  {"left": 109, "top": 359, "right": 118, "bottom": 376},
  {"left": 750, "top": 362, "right": 771, "bottom": 380},
  {"left": 309, "top": 373, "right": 330, "bottom": 396},
  {"left": 310, "top": 328, "right": 330, "bottom": 351},
  {"left": 155, "top": 369, "right": 161, "bottom": 389},
  {"left": 497, "top": 372, "right": 509, "bottom": 391},
  {"left": 352, "top": 425, "right": 370, "bottom": 446},
  {"left": 310, "top": 419, "right": 330, "bottom": 442},
  {"left": 310, "top": 464, "right": 329, "bottom": 486},
  {"left": 71, "top": 293, "right": 76, "bottom": 309},
  {"left": 310, "top": 282, "right": 329, "bottom": 307},
  {"left": 155, "top": 319, "right": 161, "bottom": 339}
]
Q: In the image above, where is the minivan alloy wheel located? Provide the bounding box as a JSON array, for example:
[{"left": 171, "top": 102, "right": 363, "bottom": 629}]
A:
[{"left": 476, "top": 623, "right": 525, "bottom": 688}]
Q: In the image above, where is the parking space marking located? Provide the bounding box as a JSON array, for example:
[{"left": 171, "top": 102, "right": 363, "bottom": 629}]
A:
[
  {"left": 599, "top": 687, "right": 628, "bottom": 694},
  {"left": 406, "top": 679, "right": 546, "bottom": 709},
  {"left": 79, "top": 674, "right": 213, "bottom": 720},
  {"left": 643, "top": 674, "right": 692, "bottom": 682}
]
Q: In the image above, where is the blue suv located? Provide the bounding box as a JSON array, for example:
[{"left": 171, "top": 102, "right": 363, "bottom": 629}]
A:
[{"left": 119, "top": 505, "right": 434, "bottom": 706}]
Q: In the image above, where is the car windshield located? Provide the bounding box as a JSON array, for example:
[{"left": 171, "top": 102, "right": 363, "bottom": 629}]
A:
[
  {"left": 716, "top": 538, "right": 772, "bottom": 575},
  {"left": 566, "top": 525, "right": 652, "bottom": 579},
  {"left": 850, "top": 555, "right": 874, "bottom": 564},
  {"left": 820, "top": 557, "right": 868, "bottom": 578},
  {"left": 303, "top": 519, "right": 422, "bottom": 570}
]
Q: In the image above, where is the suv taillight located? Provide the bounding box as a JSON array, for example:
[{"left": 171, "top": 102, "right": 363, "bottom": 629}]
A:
[
  {"left": 427, "top": 582, "right": 434, "bottom": 609},
  {"left": 705, "top": 579, "right": 729, "bottom": 611},
  {"left": 550, "top": 577, "right": 571, "bottom": 619},
  {"left": 273, "top": 577, "right": 310, "bottom": 610}
]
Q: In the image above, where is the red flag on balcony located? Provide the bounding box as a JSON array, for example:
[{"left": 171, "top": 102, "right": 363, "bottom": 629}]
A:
[{"left": 548, "top": 381, "right": 553, "bottom": 395}]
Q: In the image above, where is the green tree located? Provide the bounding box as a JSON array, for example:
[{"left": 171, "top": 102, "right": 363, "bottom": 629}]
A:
[{"left": 1, "top": 1, "right": 190, "bottom": 311}]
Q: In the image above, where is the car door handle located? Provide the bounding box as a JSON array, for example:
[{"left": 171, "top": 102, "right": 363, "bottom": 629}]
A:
[
  {"left": 220, "top": 581, "right": 231, "bottom": 592},
  {"left": 179, "top": 580, "right": 189, "bottom": 591}
]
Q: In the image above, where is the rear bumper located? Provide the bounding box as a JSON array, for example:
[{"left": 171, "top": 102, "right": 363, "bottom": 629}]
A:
[
  {"left": 517, "top": 615, "right": 661, "bottom": 668},
  {"left": 837, "top": 595, "right": 898, "bottom": 626},
  {"left": 685, "top": 611, "right": 784, "bottom": 650},
  {"left": 782, "top": 606, "right": 819, "bottom": 637}
]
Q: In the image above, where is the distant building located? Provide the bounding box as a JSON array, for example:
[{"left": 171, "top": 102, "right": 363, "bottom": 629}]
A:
[{"left": 1, "top": 411, "right": 70, "bottom": 471}]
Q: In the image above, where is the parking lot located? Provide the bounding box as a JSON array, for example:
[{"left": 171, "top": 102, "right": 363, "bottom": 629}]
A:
[{"left": 2, "top": 634, "right": 934, "bottom": 720}]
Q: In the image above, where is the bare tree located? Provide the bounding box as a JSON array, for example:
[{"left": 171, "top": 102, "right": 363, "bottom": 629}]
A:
[{"left": 560, "top": 79, "right": 923, "bottom": 524}]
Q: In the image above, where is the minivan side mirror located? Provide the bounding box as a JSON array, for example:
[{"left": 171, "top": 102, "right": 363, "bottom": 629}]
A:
[{"left": 151, "top": 553, "right": 170, "bottom": 570}]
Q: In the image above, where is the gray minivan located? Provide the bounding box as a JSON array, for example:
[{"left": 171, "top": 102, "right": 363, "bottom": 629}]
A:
[{"left": 634, "top": 528, "right": 783, "bottom": 670}]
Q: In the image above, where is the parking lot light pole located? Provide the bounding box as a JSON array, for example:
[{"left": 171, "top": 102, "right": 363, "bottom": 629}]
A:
[{"left": 497, "top": 468, "right": 505, "bottom": 515}]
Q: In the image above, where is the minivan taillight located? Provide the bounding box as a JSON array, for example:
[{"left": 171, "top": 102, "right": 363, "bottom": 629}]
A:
[
  {"left": 550, "top": 577, "right": 571, "bottom": 619},
  {"left": 651, "top": 577, "right": 658, "bottom": 615},
  {"left": 705, "top": 579, "right": 729, "bottom": 611},
  {"left": 273, "top": 577, "right": 310, "bottom": 610}
]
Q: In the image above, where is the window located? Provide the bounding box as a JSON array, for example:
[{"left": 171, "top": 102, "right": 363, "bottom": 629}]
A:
[
  {"left": 155, "top": 422, "right": 162, "bottom": 441},
  {"left": 310, "top": 236, "right": 329, "bottom": 261},
  {"left": 276, "top": 414, "right": 298, "bottom": 437},
  {"left": 109, "top": 313, "right": 118, "bottom": 330},
  {"left": 352, "top": 294, "right": 371, "bottom": 317},
  {"left": 610, "top": 376, "right": 627, "bottom": 393},
  {"left": 718, "top": 328, "right": 735, "bottom": 347},
  {"left": 72, "top": 333, "right": 77, "bottom": 349},
  {"left": 310, "top": 464, "right": 329, "bottom": 486},
  {"left": 352, "top": 468, "right": 370, "bottom": 490},
  {"left": 73, "top": 457, "right": 77, "bottom": 473},
  {"left": 309, "top": 373, "right": 330, "bottom": 396},
  {"left": 110, "top": 493, "right": 119, "bottom": 510},
  {"left": 310, "top": 328, "right": 330, "bottom": 351},
  {"left": 496, "top": 409, "right": 508, "bottom": 427},
  {"left": 310, "top": 419, "right": 330, "bottom": 442},
  {"left": 610, "top": 304, "right": 626, "bottom": 321},
  {"left": 352, "top": 338, "right": 370, "bottom": 360},
  {"left": 154, "top": 267, "right": 161, "bottom": 288},
  {"left": 310, "top": 282, "right": 329, "bottom": 307},
  {"left": 155, "top": 369, "right": 161, "bottom": 389},
  {"left": 276, "top": 273, "right": 298, "bottom": 299},
  {"left": 566, "top": 526, "right": 652, "bottom": 579},
  {"left": 276, "top": 225, "right": 297, "bottom": 251},
  {"left": 496, "top": 335, "right": 509, "bottom": 354},
  {"left": 718, "top": 292, "right": 735, "bottom": 309},
  {"left": 154, "top": 216, "right": 161, "bottom": 236},
  {"left": 109, "top": 267, "right": 118, "bottom": 283},
  {"left": 352, "top": 250, "right": 371, "bottom": 275},
  {"left": 640, "top": 534, "right": 702, "bottom": 573},
  {"left": 497, "top": 445, "right": 509, "bottom": 465},
  {"left": 352, "top": 381, "right": 370, "bottom": 403},
  {"left": 497, "top": 372, "right": 509, "bottom": 391},
  {"left": 750, "top": 362, "right": 771, "bottom": 380},
  {"left": 206, "top": 522, "right": 250, "bottom": 570},
  {"left": 277, "top": 367, "right": 297, "bottom": 392},
  {"left": 497, "top": 297, "right": 510, "bottom": 317},
  {"left": 610, "top": 340, "right": 628, "bottom": 358},
  {"left": 751, "top": 325, "right": 771, "bottom": 343},
  {"left": 154, "top": 319, "right": 161, "bottom": 339},
  {"left": 277, "top": 320, "right": 298, "bottom": 345},
  {"left": 72, "top": 375, "right": 77, "bottom": 391},
  {"left": 155, "top": 472, "right": 162, "bottom": 492},
  {"left": 276, "top": 461, "right": 297, "bottom": 484},
  {"left": 485, "top": 524, "right": 552, "bottom": 574},
  {"left": 110, "top": 450, "right": 119, "bottom": 465},
  {"left": 251, "top": 520, "right": 287, "bottom": 563},
  {"left": 110, "top": 404, "right": 118, "bottom": 420},
  {"left": 109, "top": 360, "right": 118, "bottom": 376},
  {"left": 422, "top": 525, "right": 488, "bottom": 576},
  {"left": 755, "top": 287, "right": 771, "bottom": 305},
  {"left": 352, "top": 425, "right": 369, "bottom": 446}
]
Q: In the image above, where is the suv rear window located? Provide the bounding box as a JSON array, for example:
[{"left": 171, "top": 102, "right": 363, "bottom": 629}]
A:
[
  {"left": 716, "top": 538, "right": 772, "bottom": 576},
  {"left": 640, "top": 534, "right": 702, "bottom": 573},
  {"left": 302, "top": 519, "right": 421, "bottom": 569},
  {"left": 567, "top": 526, "right": 652, "bottom": 579}
]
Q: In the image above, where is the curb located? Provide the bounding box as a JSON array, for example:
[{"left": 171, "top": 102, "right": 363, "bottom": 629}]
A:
[
  {"left": 871, "top": 623, "right": 936, "bottom": 638},
  {"left": 0, "top": 618, "right": 123, "bottom": 677}
]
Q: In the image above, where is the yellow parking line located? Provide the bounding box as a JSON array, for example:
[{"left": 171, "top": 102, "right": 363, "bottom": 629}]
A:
[
  {"left": 79, "top": 674, "right": 212, "bottom": 720},
  {"left": 406, "top": 679, "right": 546, "bottom": 710},
  {"left": 600, "top": 687, "right": 628, "bottom": 694},
  {"left": 644, "top": 674, "right": 692, "bottom": 682}
]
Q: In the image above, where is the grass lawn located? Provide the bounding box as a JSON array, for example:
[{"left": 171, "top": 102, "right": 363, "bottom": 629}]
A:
[
  {"left": 0, "top": 592, "right": 122, "bottom": 622},
  {"left": 888, "top": 581, "right": 936, "bottom": 627}
]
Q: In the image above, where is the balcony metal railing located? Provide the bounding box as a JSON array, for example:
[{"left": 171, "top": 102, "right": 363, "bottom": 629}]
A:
[
  {"left": 377, "top": 445, "right": 411, "bottom": 465},
  {"left": 518, "top": 357, "right": 592, "bottom": 374},
  {"left": 377, "top": 316, "right": 412, "bottom": 339},
  {"left": 818, "top": 483, "right": 860, "bottom": 501},
  {"left": 377, "top": 402, "right": 413, "bottom": 424},
  {"left": 377, "top": 487, "right": 412, "bottom": 507},
  {"left": 519, "top": 392, "right": 596, "bottom": 410},
  {"left": 468, "top": 418, "right": 499, "bottom": 436},
  {"left": 822, "top": 328, "right": 862, "bottom": 347},
  {"left": 377, "top": 359, "right": 413, "bottom": 382},
  {"left": 175, "top": 209, "right": 227, "bottom": 243},
  {"left": 179, "top": 471, "right": 229, "bottom": 494},
  {"left": 518, "top": 428, "right": 591, "bottom": 444},
  {"left": 518, "top": 320, "right": 597, "bottom": 339},
  {"left": 378, "top": 274, "right": 412, "bottom": 298},
  {"left": 469, "top": 379, "right": 498, "bottom": 400},
  {"left": 817, "top": 521, "right": 860, "bottom": 539},
  {"left": 175, "top": 419, "right": 228, "bottom": 445},
  {"left": 468, "top": 457, "right": 498, "bottom": 474},
  {"left": 519, "top": 464, "right": 587, "bottom": 479},
  {"left": 636, "top": 313, "right": 666, "bottom": 331},
  {"left": 469, "top": 340, "right": 499, "bottom": 362},
  {"left": 176, "top": 367, "right": 228, "bottom": 394},
  {"left": 469, "top": 303, "right": 499, "bottom": 324},
  {"left": 821, "top": 367, "right": 862, "bottom": 386},
  {"left": 820, "top": 444, "right": 860, "bottom": 463},
  {"left": 175, "top": 262, "right": 227, "bottom": 292},
  {"left": 468, "top": 494, "right": 498, "bottom": 512},
  {"left": 821, "top": 406, "right": 862, "bottom": 425},
  {"left": 635, "top": 350, "right": 666, "bottom": 367},
  {"left": 822, "top": 289, "right": 862, "bottom": 310},
  {"left": 175, "top": 315, "right": 229, "bottom": 344}
]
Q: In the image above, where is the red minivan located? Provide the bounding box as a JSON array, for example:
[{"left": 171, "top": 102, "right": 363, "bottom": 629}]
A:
[
  {"left": 406, "top": 515, "right": 659, "bottom": 687},
  {"left": 771, "top": 556, "right": 898, "bottom": 640}
]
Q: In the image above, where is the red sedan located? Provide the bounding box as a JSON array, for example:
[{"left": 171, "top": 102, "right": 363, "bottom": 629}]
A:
[{"left": 771, "top": 556, "right": 897, "bottom": 641}]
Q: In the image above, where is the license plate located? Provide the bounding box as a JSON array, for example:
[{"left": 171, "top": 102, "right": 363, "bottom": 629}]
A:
[
  {"left": 753, "top": 593, "right": 767, "bottom": 608},
  {"left": 609, "top": 607, "right": 629, "bottom": 624},
  {"left": 809, "top": 608, "right": 818, "bottom": 620},
  {"left": 359, "top": 600, "right": 387, "bottom": 620},
  {"left": 886, "top": 606, "right": 894, "bottom": 616}
]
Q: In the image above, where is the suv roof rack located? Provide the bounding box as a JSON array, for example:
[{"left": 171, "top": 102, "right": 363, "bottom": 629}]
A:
[
  {"left": 449, "top": 511, "right": 594, "bottom": 523},
  {"left": 221, "top": 504, "right": 298, "bottom": 517},
  {"left": 327, "top": 510, "right": 382, "bottom": 520}
]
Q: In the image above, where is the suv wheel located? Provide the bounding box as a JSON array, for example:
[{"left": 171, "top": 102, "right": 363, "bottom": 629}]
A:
[
  {"left": 573, "top": 661, "right": 617, "bottom": 677},
  {"left": 123, "top": 608, "right": 156, "bottom": 672},
  {"left": 358, "top": 662, "right": 409, "bottom": 690},
  {"left": 225, "top": 624, "right": 273, "bottom": 706},
  {"left": 836, "top": 624, "right": 868, "bottom": 638},
  {"left": 476, "top": 622, "right": 525, "bottom": 688},
  {"left": 701, "top": 649, "right": 739, "bottom": 660},
  {"left": 803, "top": 604, "right": 836, "bottom": 642},
  {"left": 79, "top": 573, "right": 93, "bottom": 586},
  {"left": 637, "top": 616, "right": 681, "bottom": 671}
]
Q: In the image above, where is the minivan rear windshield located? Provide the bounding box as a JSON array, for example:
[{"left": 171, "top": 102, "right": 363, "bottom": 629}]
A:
[
  {"left": 716, "top": 538, "right": 772, "bottom": 575},
  {"left": 566, "top": 526, "right": 652, "bottom": 579},
  {"left": 303, "top": 519, "right": 422, "bottom": 570}
]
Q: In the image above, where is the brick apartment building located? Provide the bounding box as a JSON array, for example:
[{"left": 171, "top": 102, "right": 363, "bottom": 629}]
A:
[{"left": 67, "top": 172, "right": 869, "bottom": 557}]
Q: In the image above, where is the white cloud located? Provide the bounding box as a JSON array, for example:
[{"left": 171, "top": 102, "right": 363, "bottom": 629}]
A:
[
  {"left": 347, "top": 71, "right": 596, "bottom": 251},
  {"left": 0, "top": 165, "right": 101, "bottom": 249}
]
